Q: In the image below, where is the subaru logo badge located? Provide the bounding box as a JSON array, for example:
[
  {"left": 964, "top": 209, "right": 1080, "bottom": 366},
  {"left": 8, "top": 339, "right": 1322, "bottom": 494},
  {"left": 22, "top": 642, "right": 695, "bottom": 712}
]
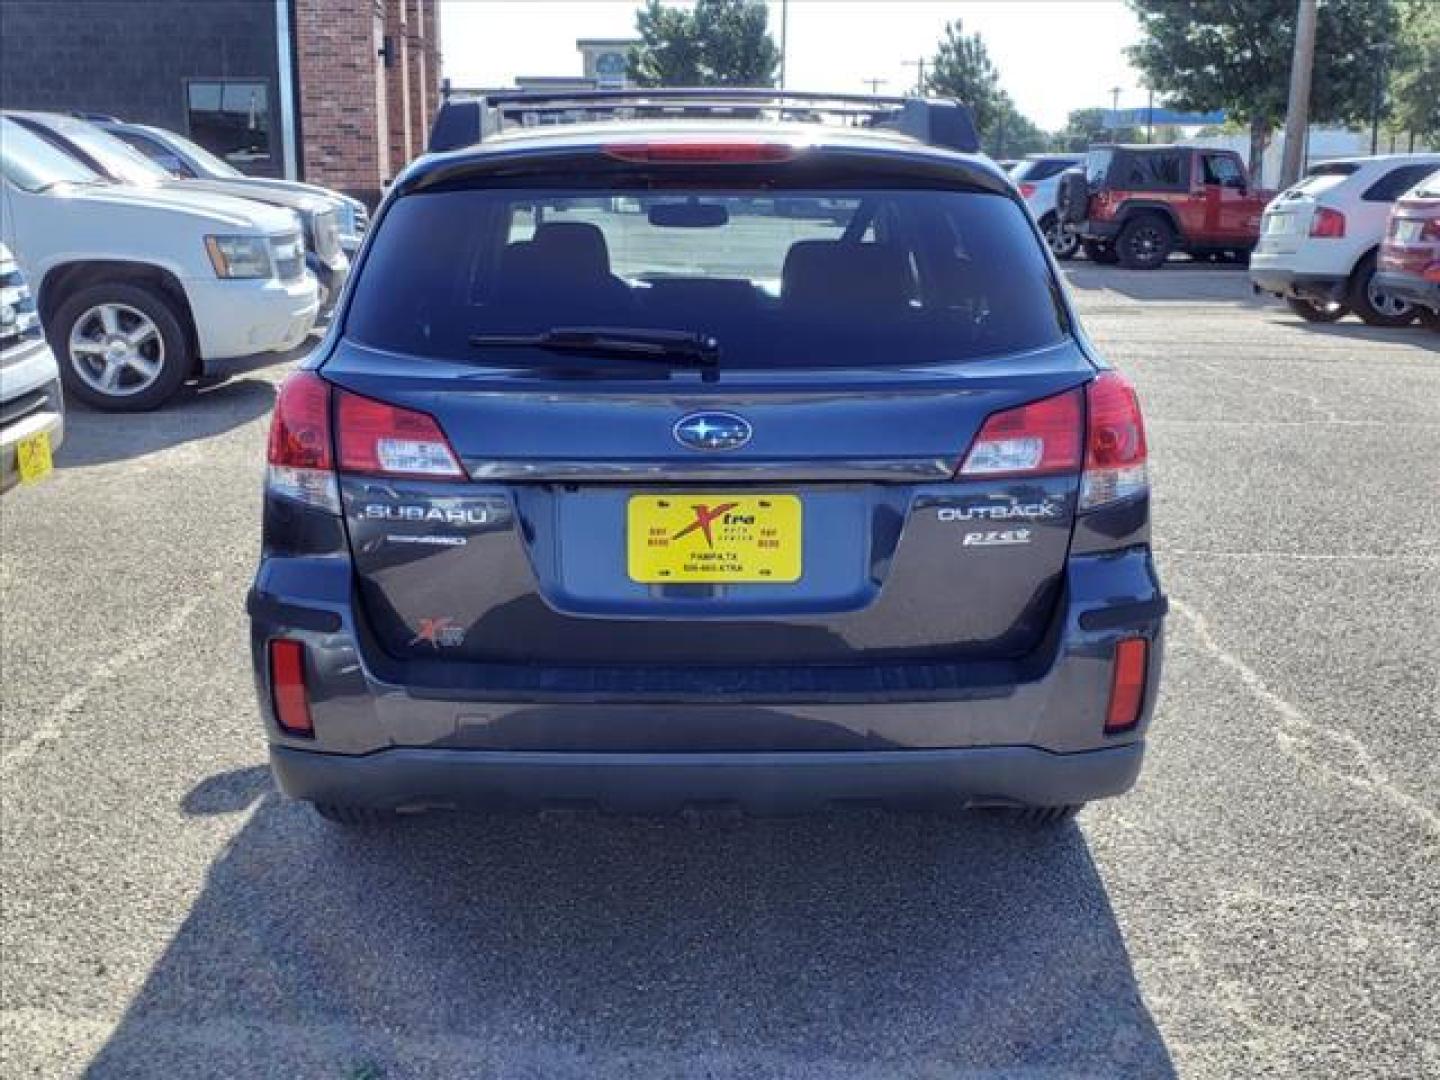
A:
[{"left": 673, "top": 412, "right": 752, "bottom": 452}]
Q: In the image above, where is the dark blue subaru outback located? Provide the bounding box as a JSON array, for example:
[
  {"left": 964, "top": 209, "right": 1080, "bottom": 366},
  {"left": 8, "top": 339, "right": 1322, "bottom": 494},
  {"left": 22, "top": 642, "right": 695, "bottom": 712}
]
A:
[{"left": 248, "top": 91, "right": 1165, "bottom": 826}]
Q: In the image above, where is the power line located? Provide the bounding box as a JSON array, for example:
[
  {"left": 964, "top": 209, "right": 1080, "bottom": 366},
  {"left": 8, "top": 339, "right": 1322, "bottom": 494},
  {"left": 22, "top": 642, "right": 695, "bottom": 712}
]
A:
[{"left": 861, "top": 77, "right": 888, "bottom": 94}]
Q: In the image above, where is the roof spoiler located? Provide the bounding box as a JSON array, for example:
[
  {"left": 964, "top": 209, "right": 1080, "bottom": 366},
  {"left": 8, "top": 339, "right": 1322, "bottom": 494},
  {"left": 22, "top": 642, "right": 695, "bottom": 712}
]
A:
[{"left": 427, "top": 87, "right": 980, "bottom": 155}]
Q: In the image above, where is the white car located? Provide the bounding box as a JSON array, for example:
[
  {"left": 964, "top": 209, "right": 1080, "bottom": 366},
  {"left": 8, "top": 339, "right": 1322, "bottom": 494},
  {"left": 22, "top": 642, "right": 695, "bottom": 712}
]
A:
[
  {"left": 90, "top": 118, "right": 369, "bottom": 254},
  {"left": 1, "top": 242, "right": 63, "bottom": 492},
  {"left": 1011, "top": 155, "right": 1083, "bottom": 259},
  {"left": 1250, "top": 153, "right": 1440, "bottom": 326},
  {"left": 0, "top": 116, "right": 318, "bottom": 411}
]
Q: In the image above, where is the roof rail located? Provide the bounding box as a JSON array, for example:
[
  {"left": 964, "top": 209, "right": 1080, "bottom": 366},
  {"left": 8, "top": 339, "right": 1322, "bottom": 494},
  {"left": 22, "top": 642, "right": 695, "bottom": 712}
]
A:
[{"left": 428, "top": 87, "right": 980, "bottom": 156}]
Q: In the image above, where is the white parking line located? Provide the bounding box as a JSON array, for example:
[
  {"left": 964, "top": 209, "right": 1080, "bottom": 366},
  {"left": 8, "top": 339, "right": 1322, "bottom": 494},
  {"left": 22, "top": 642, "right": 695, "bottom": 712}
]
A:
[{"left": 1170, "top": 598, "right": 1440, "bottom": 836}]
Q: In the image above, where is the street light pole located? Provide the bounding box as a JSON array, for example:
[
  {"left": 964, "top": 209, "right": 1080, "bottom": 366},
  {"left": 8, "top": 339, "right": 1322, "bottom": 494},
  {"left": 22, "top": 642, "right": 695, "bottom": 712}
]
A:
[{"left": 1111, "top": 86, "right": 1122, "bottom": 142}]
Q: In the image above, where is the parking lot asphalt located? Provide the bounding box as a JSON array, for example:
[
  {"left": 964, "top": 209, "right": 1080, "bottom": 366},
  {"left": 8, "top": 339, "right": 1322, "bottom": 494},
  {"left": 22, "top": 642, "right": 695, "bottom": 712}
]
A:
[{"left": 2, "top": 265, "right": 1437, "bottom": 1079}]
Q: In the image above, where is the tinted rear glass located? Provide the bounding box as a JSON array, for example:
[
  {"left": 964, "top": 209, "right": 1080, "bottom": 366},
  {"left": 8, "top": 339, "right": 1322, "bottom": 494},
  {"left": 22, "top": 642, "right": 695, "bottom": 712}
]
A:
[
  {"left": 1013, "top": 159, "right": 1077, "bottom": 183},
  {"left": 1363, "top": 163, "right": 1440, "bottom": 203},
  {"left": 345, "top": 188, "right": 1067, "bottom": 369}
]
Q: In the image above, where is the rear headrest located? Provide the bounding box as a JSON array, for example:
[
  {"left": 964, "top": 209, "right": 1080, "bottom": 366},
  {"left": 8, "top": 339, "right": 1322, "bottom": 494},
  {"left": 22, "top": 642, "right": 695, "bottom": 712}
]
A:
[
  {"left": 530, "top": 221, "right": 613, "bottom": 279},
  {"left": 782, "top": 241, "right": 913, "bottom": 308}
]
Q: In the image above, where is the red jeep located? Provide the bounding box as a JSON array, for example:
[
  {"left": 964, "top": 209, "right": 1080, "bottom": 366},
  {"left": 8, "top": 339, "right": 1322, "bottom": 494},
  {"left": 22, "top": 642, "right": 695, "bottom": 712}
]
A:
[{"left": 1058, "top": 145, "right": 1275, "bottom": 269}]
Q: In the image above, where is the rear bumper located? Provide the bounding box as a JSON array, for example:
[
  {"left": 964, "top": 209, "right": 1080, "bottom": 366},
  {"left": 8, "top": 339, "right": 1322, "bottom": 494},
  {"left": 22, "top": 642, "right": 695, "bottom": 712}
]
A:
[
  {"left": 1248, "top": 264, "right": 1347, "bottom": 303},
  {"left": 1077, "top": 219, "right": 1122, "bottom": 242},
  {"left": 1374, "top": 271, "right": 1439, "bottom": 313},
  {"left": 249, "top": 546, "right": 1166, "bottom": 810},
  {"left": 271, "top": 741, "right": 1145, "bottom": 814}
]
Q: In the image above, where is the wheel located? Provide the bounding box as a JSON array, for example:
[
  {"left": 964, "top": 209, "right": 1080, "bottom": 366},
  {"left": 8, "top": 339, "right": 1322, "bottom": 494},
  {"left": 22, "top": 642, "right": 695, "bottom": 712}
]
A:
[
  {"left": 1083, "top": 239, "right": 1120, "bottom": 265},
  {"left": 51, "top": 282, "right": 192, "bottom": 411},
  {"left": 1348, "top": 253, "right": 1418, "bottom": 328},
  {"left": 1116, "top": 214, "right": 1174, "bottom": 270},
  {"left": 312, "top": 802, "right": 396, "bottom": 827},
  {"left": 1418, "top": 307, "right": 1440, "bottom": 331},
  {"left": 994, "top": 804, "right": 1084, "bottom": 827},
  {"left": 1285, "top": 296, "right": 1349, "bottom": 323},
  {"left": 1040, "top": 213, "right": 1080, "bottom": 260}
]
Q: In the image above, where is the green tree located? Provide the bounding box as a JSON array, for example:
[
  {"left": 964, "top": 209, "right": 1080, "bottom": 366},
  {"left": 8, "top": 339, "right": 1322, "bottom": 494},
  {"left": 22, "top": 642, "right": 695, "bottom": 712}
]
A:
[
  {"left": 925, "top": 19, "right": 1002, "bottom": 135},
  {"left": 1127, "top": 0, "right": 1399, "bottom": 185},
  {"left": 1056, "top": 107, "right": 1139, "bottom": 151},
  {"left": 628, "top": 0, "right": 779, "bottom": 88},
  {"left": 987, "top": 94, "right": 1049, "bottom": 157},
  {"left": 1389, "top": 0, "right": 1440, "bottom": 142}
]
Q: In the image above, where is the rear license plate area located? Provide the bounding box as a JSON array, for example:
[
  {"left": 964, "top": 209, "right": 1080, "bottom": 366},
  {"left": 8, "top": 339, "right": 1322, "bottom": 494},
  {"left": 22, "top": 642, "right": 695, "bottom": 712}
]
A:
[{"left": 627, "top": 494, "right": 801, "bottom": 583}]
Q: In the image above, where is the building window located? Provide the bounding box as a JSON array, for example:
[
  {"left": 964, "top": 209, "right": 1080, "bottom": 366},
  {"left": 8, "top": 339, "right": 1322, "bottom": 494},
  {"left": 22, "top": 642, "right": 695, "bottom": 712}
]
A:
[{"left": 185, "top": 80, "right": 275, "bottom": 176}]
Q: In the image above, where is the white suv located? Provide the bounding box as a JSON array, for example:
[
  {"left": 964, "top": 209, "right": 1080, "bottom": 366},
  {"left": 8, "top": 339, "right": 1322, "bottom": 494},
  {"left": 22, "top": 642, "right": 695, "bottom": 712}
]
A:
[
  {"left": 1, "top": 242, "right": 63, "bottom": 492},
  {"left": 0, "top": 116, "right": 319, "bottom": 411},
  {"left": 1011, "top": 155, "right": 1083, "bottom": 259},
  {"left": 1250, "top": 154, "right": 1440, "bottom": 326}
]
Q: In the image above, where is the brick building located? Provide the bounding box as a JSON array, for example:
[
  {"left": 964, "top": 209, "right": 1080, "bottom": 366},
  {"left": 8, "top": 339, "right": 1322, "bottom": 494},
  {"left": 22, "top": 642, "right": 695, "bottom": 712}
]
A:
[{"left": 0, "top": 0, "right": 440, "bottom": 205}]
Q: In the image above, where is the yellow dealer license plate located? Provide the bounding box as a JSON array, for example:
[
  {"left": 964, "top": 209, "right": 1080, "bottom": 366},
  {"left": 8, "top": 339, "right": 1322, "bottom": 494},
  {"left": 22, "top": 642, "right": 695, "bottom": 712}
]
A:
[
  {"left": 16, "top": 430, "right": 53, "bottom": 485},
  {"left": 627, "top": 494, "right": 801, "bottom": 583}
]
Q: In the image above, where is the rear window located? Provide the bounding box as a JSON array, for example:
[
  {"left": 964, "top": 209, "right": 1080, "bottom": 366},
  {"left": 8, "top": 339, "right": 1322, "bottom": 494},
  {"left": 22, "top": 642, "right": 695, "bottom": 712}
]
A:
[
  {"left": 1286, "top": 162, "right": 1360, "bottom": 198},
  {"left": 1012, "top": 158, "right": 1076, "bottom": 183},
  {"left": 345, "top": 188, "right": 1068, "bottom": 369},
  {"left": 1108, "top": 151, "right": 1187, "bottom": 190},
  {"left": 1363, "top": 163, "right": 1440, "bottom": 203}
]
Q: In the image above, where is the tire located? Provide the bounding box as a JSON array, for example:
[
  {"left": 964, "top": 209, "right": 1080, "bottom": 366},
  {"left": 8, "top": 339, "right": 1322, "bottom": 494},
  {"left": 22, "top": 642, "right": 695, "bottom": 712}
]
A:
[
  {"left": 1083, "top": 239, "right": 1120, "bottom": 265},
  {"left": 51, "top": 282, "right": 192, "bottom": 411},
  {"left": 312, "top": 802, "right": 396, "bottom": 827},
  {"left": 1419, "top": 307, "right": 1440, "bottom": 332},
  {"left": 1348, "top": 253, "right": 1418, "bottom": 328},
  {"left": 1040, "top": 213, "right": 1080, "bottom": 260},
  {"left": 1116, "top": 214, "right": 1175, "bottom": 270},
  {"left": 1285, "top": 297, "right": 1349, "bottom": 324}
]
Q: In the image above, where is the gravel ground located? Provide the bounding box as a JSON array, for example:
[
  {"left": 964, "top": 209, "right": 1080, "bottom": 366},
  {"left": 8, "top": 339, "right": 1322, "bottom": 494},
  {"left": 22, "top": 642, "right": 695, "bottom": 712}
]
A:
[{"left": 1, "top": 264, "right": 1437, "bottom": 1079}]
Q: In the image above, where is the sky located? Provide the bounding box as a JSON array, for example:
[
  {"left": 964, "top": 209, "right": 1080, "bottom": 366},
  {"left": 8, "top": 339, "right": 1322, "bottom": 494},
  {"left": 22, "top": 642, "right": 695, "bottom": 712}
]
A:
[{"left": 439, "top": 1, "right": 1149, "bottom": 132}]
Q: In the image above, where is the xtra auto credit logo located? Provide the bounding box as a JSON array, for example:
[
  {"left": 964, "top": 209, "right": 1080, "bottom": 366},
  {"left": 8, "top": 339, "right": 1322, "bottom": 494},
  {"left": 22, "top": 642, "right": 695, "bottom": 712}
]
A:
[
  {"left": 671, "top": 502, "right": 741, "bottom": 548},
  {"left": 673, "top": 412, "right": 752, "bottom": 451}
]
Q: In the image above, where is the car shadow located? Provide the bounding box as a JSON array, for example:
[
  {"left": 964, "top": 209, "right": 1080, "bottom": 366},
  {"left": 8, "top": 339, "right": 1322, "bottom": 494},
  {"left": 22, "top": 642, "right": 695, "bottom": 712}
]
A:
[
  {"left": 54, "top": 333, "right": 319, "bottom": 469},
  {"left": 1282, "top": 319, "right": 1440, "bottom": 351},
  {"left": 84, "top": 769, "right": 1177, "bottom": 1078},
  {"left": 55, "top": 375, "right": 278, "bottom": 468},
  {"left": 1062, "top": 262, "right": 1262, "bottom": 305}
]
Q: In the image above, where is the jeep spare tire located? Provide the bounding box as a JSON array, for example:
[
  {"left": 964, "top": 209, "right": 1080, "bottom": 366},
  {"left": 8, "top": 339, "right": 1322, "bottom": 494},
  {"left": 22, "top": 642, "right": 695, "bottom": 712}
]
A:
[{"left": 1056, "top": 171, "right": 1089, "bottom": 225}]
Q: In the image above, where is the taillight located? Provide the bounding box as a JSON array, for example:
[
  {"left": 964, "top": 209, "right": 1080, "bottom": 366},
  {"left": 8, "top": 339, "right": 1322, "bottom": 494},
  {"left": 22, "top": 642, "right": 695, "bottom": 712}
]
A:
[
  {"left": 266, "top": 371, "right": 340, "bottom": 513},
  {"left": 1018, "top": 182, "right": 1037, "bottom": 198},
  {"left": 959, "top": 388, "right": 1083, "bottom": 478},
  {"left": 269, "top": 639, "right": 313, "bottom": 737},
  {"left": 336, "top": 389, "right": 464, "bottom": 480},
  {"left": 1080, "top": 371, "right": 1148, "bottom": 510},
  {"left": 1422, "top": 218, "right": 1440, "bottom": 242},
  {"left": 602, "top": 141, "right": 799, "bottom": 164},
  {"left": 1309, "top": 207, "right": 1346, "bottom": 238},
  {"left": 1105, "top": 638, "right": 1148, "bottom": 733}
]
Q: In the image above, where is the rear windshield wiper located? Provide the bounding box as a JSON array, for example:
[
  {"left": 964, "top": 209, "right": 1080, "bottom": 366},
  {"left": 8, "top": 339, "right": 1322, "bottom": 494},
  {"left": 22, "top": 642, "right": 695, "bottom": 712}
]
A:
[{"left": 468, "top": 327, "right": 720, "bottom": 369}]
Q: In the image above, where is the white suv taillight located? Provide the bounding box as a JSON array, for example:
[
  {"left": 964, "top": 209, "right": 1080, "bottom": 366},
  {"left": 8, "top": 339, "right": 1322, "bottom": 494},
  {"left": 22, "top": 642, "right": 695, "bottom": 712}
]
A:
[
  {"left": 266, "top": 371, "right": 340, "bottom": 513},
  {"left": 1079, "top": 371, "right": 1149, "bottom": 509},
  {"left": 336, "top": 390, "right": 463, "bottom": 479}
]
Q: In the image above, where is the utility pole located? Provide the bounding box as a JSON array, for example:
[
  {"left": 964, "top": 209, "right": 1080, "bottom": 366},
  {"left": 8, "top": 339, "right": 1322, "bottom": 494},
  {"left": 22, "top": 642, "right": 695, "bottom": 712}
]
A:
[
  {"left": 778, "top": 0, "right": 788, "bottom": 89},
  {"left": 861, "top": 77, "right": 887, "bottom": 95},
  {"left": 1280, "top": 0, "right": 1317, "bottom": 189},
  {"left": 1110, "top": 86, "right": 1122, "bottom": 140},
  {"left": 1369, "top": 41, "right": 1393, "bottom": 155},
  {"left": 1146, "top": 86, "right": 1154, "bottom": 143},
  {"left": 902, "top": 58, "right": 928, "bottom": 96}
]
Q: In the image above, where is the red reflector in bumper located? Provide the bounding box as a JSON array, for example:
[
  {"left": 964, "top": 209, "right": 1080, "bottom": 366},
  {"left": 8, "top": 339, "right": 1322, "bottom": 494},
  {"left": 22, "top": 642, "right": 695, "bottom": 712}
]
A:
[
  {"left": 1105, "top": 638, "right": 1149, "bottom": 733},
  {"left": 269, "top": 639, "right": 314, "bottom": 737}
]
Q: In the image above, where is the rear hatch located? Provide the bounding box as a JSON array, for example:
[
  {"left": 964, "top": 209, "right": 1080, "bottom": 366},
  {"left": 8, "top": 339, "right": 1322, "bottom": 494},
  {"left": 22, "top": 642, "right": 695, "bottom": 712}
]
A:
[
  {"left": 327, "top": 151, "right": 1093, "bottom": 672},
  {"left": 1258, "top": 163, "right": 1359, "bottom": 255}
]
